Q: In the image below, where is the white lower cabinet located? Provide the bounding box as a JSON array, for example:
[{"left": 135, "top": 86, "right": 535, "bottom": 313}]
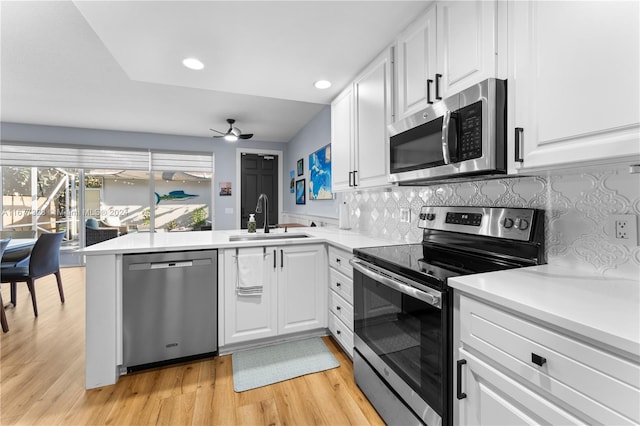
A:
[
  {"left": 327, "top": 245, "right": 354, "bottom": 357},
  {"left": 223, "top": 244, "right": 327, "bottom": 345},
  {"left": 454, "top": 292, "right": 640, "bottom": 425}
]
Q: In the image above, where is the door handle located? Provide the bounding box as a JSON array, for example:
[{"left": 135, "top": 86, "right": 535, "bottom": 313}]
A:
[
  {"left": 441, "top": 110, "right": 452, "bottom": 165},
  {"left": 273, "top": 250, "right": 276, "bottom": 269},
  {"left": 280, "top": 249, "right": 283, "bottom": 268},
  {"left": 531, "top": 353, "right": 547, "bottom": 367},
  {"left": 435, "top": 73, "right": 442, "bottom": 100},
  {"left": 515, "top": 127, "right": 524, "bottom": 162},
  {"left": 427, "top": 79, "right": 434, "bottom": 104},
  {"left": 457, "top": 359, "right": 467, "bottom": 400}
]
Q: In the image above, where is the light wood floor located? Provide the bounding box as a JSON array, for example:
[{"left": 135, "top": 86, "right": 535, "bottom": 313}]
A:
[{"left": 0, "top": 267, "right": 384, "bottom": 426}]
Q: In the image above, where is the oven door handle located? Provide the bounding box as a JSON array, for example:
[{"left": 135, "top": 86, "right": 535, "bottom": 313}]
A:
[{"left": 350, "top": 258, "right": 442, "bottom": 309}]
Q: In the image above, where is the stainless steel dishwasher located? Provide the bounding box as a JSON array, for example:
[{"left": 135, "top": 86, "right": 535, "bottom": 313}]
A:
[{"left": 123, "top": 250, "right": 217, "bottom": 372}]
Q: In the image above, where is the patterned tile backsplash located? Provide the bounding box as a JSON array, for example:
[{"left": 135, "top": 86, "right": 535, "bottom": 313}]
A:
[{"left": 342, "top": 167, "right": 640, "bottom": 280}]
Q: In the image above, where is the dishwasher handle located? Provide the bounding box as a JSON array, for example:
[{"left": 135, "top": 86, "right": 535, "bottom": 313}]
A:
[{"left": 128, "top": 260, "right": 197, "bottom": 271}]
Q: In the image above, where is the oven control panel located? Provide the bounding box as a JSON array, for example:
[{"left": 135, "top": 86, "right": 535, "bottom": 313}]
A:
[{"left": 418, "top": 206, "right": 538, "bottom": 241}]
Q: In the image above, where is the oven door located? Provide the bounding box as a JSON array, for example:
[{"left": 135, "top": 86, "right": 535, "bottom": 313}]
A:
[{"left": 351, "top": 258, "right": 447, "bottom": 426}]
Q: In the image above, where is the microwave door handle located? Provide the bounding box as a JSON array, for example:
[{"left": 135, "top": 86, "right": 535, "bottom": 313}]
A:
[{"left": 441, "top": 110, "right": 452, "bottom": 164}]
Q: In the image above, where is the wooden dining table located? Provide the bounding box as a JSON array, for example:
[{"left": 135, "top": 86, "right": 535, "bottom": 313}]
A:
[{"left": 1, "top": 238, "right": 37, "bottom": 332}]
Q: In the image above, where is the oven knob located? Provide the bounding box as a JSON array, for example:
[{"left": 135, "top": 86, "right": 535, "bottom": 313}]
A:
[
  {"left": 517, "top": 219, "right": 529, "bottom": 230},
  {"left": 503, "top": 218, "right": 514, "bottom": 229},
  {"left": 426, "top": 213, "right": 436, "bottom": 221}
]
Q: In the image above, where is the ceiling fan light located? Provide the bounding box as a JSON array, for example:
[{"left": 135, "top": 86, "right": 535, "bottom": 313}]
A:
[
  {"left": 182, "top": 57, "right": 204, "bottom": 70},
  {"left": 314, "top": 80, "right": 332, "bottom": 89},
  {"left": 224, "top": 134, "right": 238, "bottom": 142}
]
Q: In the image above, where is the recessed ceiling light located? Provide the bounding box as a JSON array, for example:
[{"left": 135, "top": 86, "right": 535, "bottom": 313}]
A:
[
  {"left": 314, "top": 80, "right": 332, "bottom": 89},
  {"left": 182, "top": 57, "right": 204, "bottom": 70}
]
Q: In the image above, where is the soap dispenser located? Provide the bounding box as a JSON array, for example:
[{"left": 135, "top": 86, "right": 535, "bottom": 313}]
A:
[{"left": 248, "top": 214, "right": 256, "bottom": 233}]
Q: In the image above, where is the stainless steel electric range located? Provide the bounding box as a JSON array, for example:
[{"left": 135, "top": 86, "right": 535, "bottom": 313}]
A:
[{"left": 350, "top": 206, "right": 546, "bottom": 426}]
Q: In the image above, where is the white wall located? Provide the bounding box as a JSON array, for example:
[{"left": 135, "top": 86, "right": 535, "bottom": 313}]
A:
[{"left": 283, "top": 106, "right": 339, "bottom": 220}]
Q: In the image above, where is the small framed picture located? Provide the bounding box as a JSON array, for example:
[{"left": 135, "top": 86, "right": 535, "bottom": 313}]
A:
[
  {"left": 297, "top": 158, "right": 304, "bottom": 176},
  {"left": 295, "top": 179, "right": 306, "bottom": 204}
]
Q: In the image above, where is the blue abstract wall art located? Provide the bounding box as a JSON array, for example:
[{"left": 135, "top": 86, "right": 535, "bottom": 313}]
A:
[{"left": 308, "top": 144, "right": 332, "bottom": 200}]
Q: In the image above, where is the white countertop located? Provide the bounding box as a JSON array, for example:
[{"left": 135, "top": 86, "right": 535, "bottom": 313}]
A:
[
  {"left": 78, "top": 226, "right": 398, "bottom": 255},
  {"left": 449, "top": 264, "right": 640, "bottom": 358}
]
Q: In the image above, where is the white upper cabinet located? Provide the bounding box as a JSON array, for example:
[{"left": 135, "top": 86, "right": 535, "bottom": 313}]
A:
[
  {"left": 395, "top": 1, "right": 502, "bottom": 121},
  {"left": 331, "top": 47, "right": 393, "bottom": 191},
  {"left": 331, "top": 86, "right": 354, "bottom": 192},
  {"left": 396, "top": 5, "right": 437, "bottom": 119},
  {"left": 508, "top": 0, "right": 640, "bottom": 173}
]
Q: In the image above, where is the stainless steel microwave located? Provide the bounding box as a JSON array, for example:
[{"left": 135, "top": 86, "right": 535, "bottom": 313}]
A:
[{"left": 388, "top": 78, "right": 506, "bottom": 185}]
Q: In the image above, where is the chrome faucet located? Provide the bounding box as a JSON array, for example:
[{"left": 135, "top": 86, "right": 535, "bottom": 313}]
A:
[{"left": 255, "top": 193, "right": 269, "bottom": 233}]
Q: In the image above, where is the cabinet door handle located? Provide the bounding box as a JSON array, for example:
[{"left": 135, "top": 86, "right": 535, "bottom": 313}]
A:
[
  {"left": 280, "top": 249, "right": 284, "bottom": 268},
  {"left": 353, "top": 170, "right": 358, "bottom": 187},
  {"left": 515, "top": 127, "right": 524, "bottom": 163},
  {"left": 427, "top": 79, "right": 434, "bottom": 104},
  {"left": 457, "top": 359, "right": 467, "bottom": 400},
  {"left": 273, "top": 250, "right": 276, "bottom": 269},
  {"left": 435, "top": 73, "right": 442, "bottom": 100},
  {"left": 531, "top": 353, "right": 547, "bottom": 367},
  {"left": 348, "top": 171, "right": 353, "bottom": 187},
  {"left": 336, "top": 306, "right": 341, "bottom": 310},
  {"left": 336, "top": 329, "right": 341, "bottom": 335},
  {"left": 336, "top": 258, "right": 341, "bottom": 264},
  {"left": 336, "top": 282, "right": 341, "bottom": 287}
]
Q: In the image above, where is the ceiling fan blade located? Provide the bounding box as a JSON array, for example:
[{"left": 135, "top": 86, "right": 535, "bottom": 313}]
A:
[
  {"left": 210, "top": 128, "right": 226, "bottom": 135},
  {"left": 239, "top": 134, "right": 253, "bottom": 139}
]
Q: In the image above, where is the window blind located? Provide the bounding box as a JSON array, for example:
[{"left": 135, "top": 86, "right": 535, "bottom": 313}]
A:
[
  {"left": 0, "top": 142, "right": 150, "bottom": 170},
  {"left": 0, "top": 143, "right": 213, "bottom": 173}
]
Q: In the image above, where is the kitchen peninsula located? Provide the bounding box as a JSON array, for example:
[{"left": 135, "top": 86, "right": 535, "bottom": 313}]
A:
[{"left": 80, "top": 227, "right": 393, "bottom": 389}]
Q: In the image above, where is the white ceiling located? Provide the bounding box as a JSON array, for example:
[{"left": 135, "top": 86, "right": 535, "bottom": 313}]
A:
[{"left": 1, "top": 1, "right": 428, "bottom": 143}]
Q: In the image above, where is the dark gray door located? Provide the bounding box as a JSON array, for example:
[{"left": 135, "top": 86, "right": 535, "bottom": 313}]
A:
[{"left": 240, "top": 153, "right": 279, "bottom": 229}]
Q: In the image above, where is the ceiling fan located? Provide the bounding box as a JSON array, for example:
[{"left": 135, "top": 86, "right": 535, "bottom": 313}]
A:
[{"left": 210, "top": 119, "right": 253, "bottom": 142}]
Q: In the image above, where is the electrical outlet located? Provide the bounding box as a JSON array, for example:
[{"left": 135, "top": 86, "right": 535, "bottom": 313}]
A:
[
  {"left": 610, "top": 214, "right": 638, "bottom": 247},
  {"left": 400, "top": 208, "right": 411, "bottom": 223}
]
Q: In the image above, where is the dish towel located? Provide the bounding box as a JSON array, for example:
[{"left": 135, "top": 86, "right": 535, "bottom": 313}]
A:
[{"left": 236, "top": 247, "right": 264, "bottom": 296}]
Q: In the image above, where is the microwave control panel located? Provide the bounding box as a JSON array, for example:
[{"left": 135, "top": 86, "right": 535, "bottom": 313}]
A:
[{"left": 458, "top": 101, "right": 483, "bottom": 161}]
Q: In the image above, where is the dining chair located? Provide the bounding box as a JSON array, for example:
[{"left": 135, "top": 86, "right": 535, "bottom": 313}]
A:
[
  {"left": 0, "top": 230, "right": 36, "bottom": 268},
  {"left": 0, "top": 238, "right": 12, "bottom": 332},
  {"left": 0, "top": 232, "right": 65, "bottom": 318}
]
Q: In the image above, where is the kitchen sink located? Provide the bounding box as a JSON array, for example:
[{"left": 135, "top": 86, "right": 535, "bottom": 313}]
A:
[{"left": 229, "top": 233, "right": 309, "bottom": 242}]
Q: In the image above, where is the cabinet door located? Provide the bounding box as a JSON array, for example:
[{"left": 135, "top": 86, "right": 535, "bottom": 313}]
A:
[
  {"left": 508, "top": 0, "right": 640, "bottom": 172},
  {"left": 277, "top": 244, "right": 327, "bottom": 335},
  {"left": 437, "top": 0, "right": 498, "bottom": 98},
  {"left": 331, "top": 86, "right": 354, "bottom": 191},
  {"left": 396, "top": 6, "right": 437, "bottom": 120},
  {"left": 353, "top": 48, "right": 392, "bottom": 188},
  {"left": 456, "top": 350, "right": 584, "bottom": 426},
  {"left": 223, "top": 248, "right": 277, "bottom": 344}
]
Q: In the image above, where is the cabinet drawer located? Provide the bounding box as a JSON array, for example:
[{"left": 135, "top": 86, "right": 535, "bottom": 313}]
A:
[
  {"left": 329, "top": 290, "right": 353, "bottom": 330},
  {"left": 329, "top": 268, "right": 353, "bottom": 304},
  {"left": 328, "top": 311, "right": 354, "bottom": 358},
  {"left": 328, "top": 246, "right": 353, "bottom": 279},
  {"left": 459, "top": 295, "right": 640, "bottom": 425}
]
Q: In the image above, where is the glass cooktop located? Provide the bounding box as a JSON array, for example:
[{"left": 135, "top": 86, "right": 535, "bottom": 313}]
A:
[{"left": 353, "top": 243, "right": 525, "bottom": 289}]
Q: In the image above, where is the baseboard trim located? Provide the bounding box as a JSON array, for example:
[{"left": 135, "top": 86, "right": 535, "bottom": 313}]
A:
[{"left": 219, "top": 328, "right": 329, "bottom": 355}]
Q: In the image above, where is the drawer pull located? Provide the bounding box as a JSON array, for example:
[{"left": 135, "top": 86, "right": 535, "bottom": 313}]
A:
[
  {"left": 336, "top": 258, "right": 341, "bottom": 263},
  {"left": 336, "top": 329, "right": 341, "bottom": 335},
  {"left": 336, "top": 282, "right": 341, "bottom": 287},
  {"left": 336, "top": 306, "right": 341, "bottom": 310},
  {"left": 457, "top": 359, "right": 467, "bottom": 400},
  {"left": 531, "top": 353, "right": 547, "bottom": 367}
]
